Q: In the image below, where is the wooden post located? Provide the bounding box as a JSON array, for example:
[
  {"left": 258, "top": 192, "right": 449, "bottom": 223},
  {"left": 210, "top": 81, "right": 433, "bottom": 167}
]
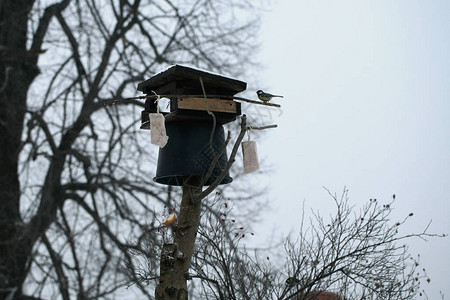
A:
[{"left": 155, "top": 177, "right": 202, "bottom": 300}]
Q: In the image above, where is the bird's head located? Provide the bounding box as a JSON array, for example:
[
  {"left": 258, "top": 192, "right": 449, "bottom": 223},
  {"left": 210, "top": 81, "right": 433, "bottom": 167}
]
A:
[{"left": 256, "top": 90, "right": 263, "bottom": 95}]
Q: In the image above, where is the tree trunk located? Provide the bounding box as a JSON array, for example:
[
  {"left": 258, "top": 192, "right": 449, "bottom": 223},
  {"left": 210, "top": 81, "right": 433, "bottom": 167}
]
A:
[
  {"left": 155, "top": 178, "right": 202, "bottom": 300},
  {"left": 0, "top": 1, "right": 40, "bottom": 297}
]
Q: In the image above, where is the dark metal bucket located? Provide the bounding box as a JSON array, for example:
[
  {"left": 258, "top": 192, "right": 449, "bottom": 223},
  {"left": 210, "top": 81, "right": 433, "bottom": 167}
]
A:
[{"left": 153, "top": 120, "right": 232, "bottom": 186}]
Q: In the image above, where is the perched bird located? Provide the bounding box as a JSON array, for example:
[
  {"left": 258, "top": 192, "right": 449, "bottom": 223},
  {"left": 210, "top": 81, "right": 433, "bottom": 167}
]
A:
[
  {"left": 286, "top": 277, "right": 300, "bottom": 287},
  {"left": 256, "top": 90, "right": 284, "bottom": 102}
]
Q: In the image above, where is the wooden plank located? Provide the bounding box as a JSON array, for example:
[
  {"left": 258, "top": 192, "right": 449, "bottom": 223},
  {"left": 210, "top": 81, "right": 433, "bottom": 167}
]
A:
[{"left": 177, "top": 97, "right": 238, "bottom": 114}]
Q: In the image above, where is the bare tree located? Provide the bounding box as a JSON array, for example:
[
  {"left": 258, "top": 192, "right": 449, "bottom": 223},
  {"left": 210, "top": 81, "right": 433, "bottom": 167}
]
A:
[
  {"left": 0, "top": 0, "right": 260, "bottom": 299},
  {"left": 276, "top": 190, "right": 441, "bottom": 300},
  {"left": 162, "top": 190, "right": 442, "bottom": 300}
]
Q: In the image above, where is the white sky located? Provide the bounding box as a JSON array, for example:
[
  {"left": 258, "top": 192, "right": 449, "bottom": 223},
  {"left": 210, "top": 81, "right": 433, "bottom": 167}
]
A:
[{"left": 248, "top": 1, "right": 450, "bottom": 298}]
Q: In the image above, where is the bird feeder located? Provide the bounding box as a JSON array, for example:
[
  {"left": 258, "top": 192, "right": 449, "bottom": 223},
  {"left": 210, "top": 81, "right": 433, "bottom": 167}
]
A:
[{"left": 138, "top": 65, "right": 246, "bottom": 186}]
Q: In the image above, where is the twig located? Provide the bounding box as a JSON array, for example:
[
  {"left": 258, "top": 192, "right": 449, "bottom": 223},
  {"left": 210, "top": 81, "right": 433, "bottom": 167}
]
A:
[
  {"left": 196, "top": 115, "right": 248, "bottom": 200},
  {"left": 234, "top": 96, "right": 281, "bottom": 107},
  {"left": 190, "top": 274, "right": 225, "bottom": 300},
  {"left": 195, "top": 116, "right": 278, "bottom": 199},
  {"left": 198, "top": 131, "right": 231, "bottom": 188},
  {"left": 423, "top": 219, "right": 432, "bottom": 234},
  {"left": 100, "top": 94, "right": 281, "bottom": 108},
  {"left": 247, "top": 124, "right": 278, "bottom": 130},
  {"left": 199, "top": 77, "right": 218, "bottom": 172}
]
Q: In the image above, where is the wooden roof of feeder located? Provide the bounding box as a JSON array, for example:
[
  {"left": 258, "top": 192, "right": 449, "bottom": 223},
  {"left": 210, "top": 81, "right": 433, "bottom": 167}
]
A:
[
  {"left": 138, "top": 65, "right": 246, "bottom": 128},
  {"left": 137, "top": 64, "right": 246, "bottom": 95}
]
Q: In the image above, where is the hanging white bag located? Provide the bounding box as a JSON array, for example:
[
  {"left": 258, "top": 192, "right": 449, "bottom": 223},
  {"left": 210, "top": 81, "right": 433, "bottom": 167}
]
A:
[
  {"left": 149, "top": 92, "right": 168, "bottom": 148},
  {"left": 242, "top": 129, "right": 259, "bottom": 174},
  {"left": 149, "top": 113, "right": 168, "bottom": 148}
]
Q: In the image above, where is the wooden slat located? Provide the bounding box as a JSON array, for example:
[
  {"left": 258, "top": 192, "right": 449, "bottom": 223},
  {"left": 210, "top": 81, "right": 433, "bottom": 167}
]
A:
[{"left": 177, "top": 97, "right": 238, "bottom": 113}]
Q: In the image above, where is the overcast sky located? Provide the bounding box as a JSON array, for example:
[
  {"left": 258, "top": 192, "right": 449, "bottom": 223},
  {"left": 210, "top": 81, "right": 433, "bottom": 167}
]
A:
[{"left": 247, "top": 1, "right": 450, "bottom": 298}]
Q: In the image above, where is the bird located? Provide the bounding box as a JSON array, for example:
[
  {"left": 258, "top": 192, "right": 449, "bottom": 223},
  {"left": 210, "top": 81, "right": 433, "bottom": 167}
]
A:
[
  {"left": 286, "top": 277, "right": 300, "bottom": 287},
  {"left": 256, "top": 90, "right": 283, "bottom": 102}
]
